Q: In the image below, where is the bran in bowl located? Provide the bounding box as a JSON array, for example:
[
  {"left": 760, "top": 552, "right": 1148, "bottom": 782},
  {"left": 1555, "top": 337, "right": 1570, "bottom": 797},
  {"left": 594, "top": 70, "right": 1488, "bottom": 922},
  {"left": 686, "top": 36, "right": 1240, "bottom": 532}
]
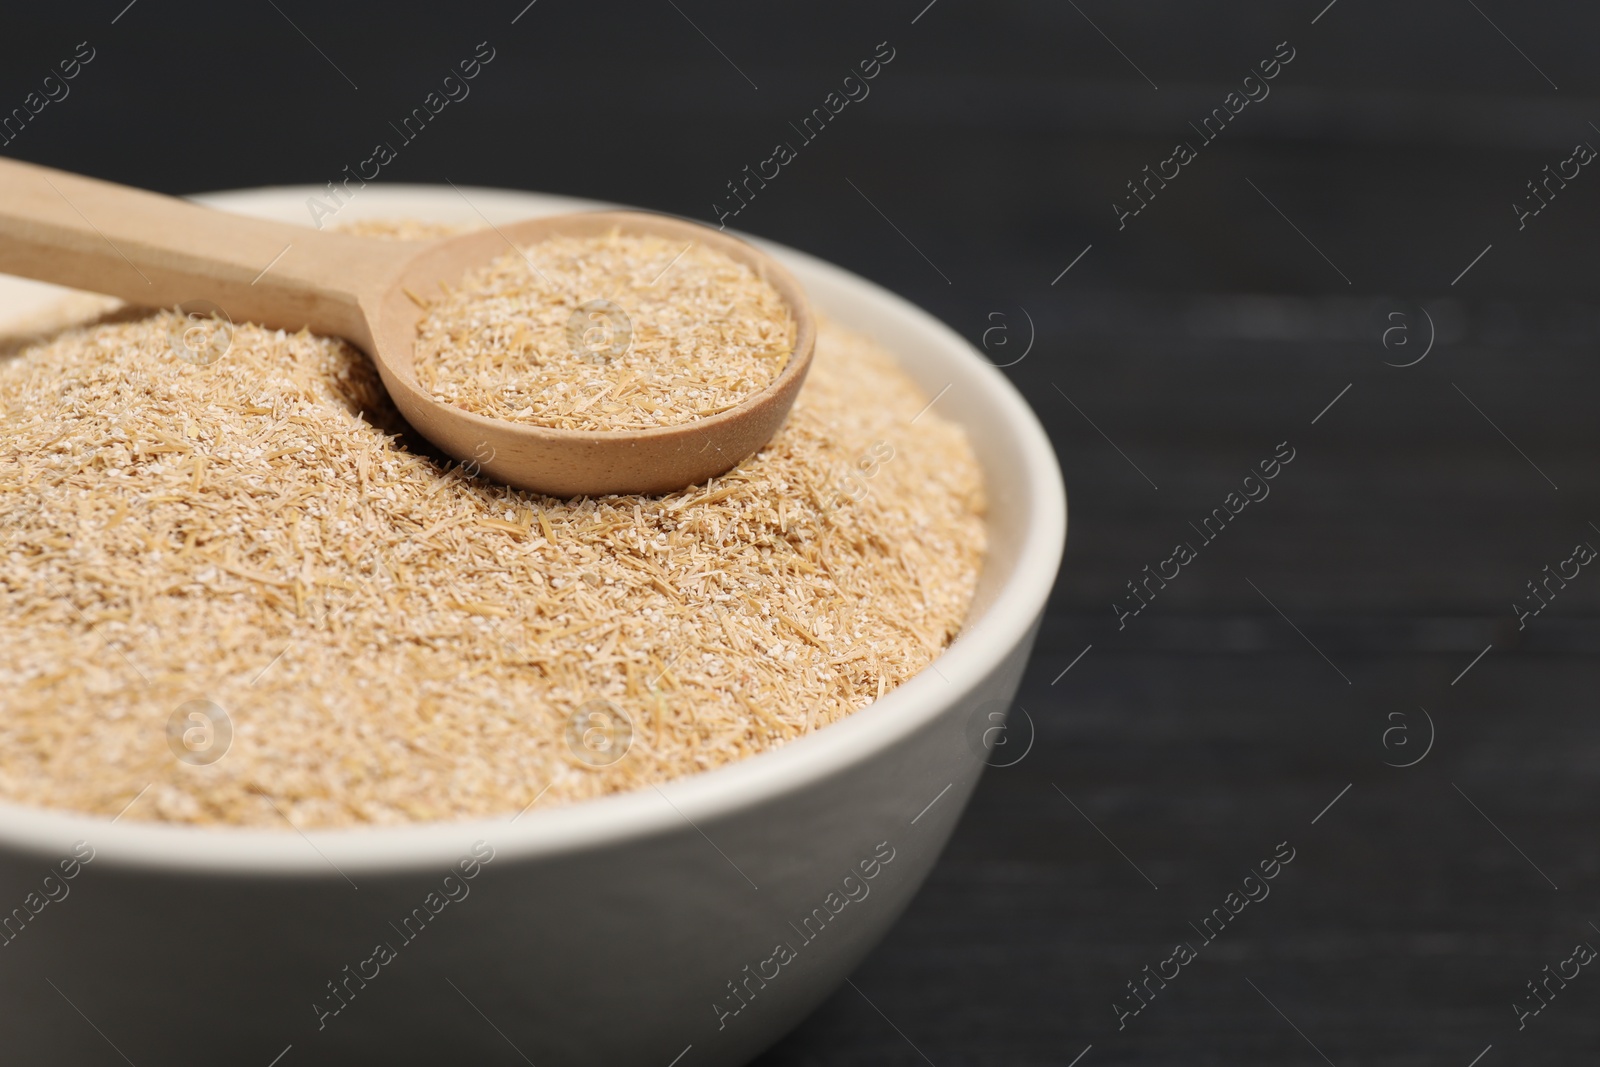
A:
[{"left": 0, "top": 222, "right": 985, "bottom": 830}]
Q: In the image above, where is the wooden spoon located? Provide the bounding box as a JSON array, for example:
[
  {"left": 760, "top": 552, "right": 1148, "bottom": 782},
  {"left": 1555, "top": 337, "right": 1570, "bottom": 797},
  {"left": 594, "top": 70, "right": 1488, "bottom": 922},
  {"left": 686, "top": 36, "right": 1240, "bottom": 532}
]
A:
[{"left": 0, "top": 158, "right": 814, "bottom": 497}]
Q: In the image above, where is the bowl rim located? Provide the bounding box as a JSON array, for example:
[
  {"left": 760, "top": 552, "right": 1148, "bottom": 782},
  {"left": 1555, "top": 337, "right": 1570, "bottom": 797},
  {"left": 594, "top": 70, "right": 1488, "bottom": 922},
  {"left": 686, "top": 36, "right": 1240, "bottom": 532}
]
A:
[{"left": 0, "top": 184, "right": 1066, "bottom": 875}]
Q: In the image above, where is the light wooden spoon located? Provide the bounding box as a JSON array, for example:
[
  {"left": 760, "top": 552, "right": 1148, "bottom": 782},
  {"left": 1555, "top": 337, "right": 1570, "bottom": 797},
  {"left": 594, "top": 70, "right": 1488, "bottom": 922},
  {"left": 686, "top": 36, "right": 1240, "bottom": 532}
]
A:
[{"left": 0, "top": 158, "right": 814, "bottom": 497}]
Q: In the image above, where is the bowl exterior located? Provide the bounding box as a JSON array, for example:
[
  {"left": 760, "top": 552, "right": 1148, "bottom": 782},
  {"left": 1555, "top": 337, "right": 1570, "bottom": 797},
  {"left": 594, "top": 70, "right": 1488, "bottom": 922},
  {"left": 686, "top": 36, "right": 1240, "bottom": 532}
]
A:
[{"left": 0, "top": 620, "right": 1039, "bottom": 1065}]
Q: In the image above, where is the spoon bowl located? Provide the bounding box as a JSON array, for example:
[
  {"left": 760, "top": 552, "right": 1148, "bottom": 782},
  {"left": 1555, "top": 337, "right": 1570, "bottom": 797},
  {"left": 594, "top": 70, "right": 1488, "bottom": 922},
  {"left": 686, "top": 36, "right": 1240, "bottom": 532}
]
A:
[
  {"left": 375, "top": 211, "right": 815, "bottom": 495},
  {"left": 0, "top": 160, "right": 814, "bottom": 497}
]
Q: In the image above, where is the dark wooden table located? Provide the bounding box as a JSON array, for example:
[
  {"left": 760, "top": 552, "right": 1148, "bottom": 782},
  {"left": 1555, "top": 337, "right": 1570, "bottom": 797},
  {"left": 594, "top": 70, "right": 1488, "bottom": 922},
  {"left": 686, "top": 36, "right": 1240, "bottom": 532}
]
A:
[{"left": 753, "top": 288, "right": 1600, "bottom": 1064}]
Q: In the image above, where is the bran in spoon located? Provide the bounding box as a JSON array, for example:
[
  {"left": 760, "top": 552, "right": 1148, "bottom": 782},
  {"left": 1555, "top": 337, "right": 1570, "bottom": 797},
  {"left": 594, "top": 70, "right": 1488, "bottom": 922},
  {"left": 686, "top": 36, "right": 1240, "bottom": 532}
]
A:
[{"left": 413, "top": 230, "right": 795, "bottom": 431}]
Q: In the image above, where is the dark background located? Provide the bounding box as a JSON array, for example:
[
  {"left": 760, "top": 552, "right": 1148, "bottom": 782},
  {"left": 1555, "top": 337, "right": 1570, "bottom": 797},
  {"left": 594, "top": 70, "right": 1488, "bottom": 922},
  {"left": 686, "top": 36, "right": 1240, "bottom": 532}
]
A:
[{"left": 5, "top": 1, "right": 1599, "bottom": 1063}]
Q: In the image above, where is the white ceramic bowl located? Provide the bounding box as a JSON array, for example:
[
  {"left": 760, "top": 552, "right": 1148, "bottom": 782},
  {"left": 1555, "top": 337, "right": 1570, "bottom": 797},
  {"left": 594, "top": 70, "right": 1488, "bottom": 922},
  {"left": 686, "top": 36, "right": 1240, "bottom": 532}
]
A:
[{"left": 0, "top": 186, "right": 1065, "bottom": 1066}]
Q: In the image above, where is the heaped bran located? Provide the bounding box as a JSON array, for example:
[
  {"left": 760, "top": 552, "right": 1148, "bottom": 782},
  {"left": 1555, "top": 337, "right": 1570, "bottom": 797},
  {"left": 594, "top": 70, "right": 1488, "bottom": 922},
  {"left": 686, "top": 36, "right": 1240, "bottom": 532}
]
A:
[{"left": 0, "top": 223, "right": 985, "bottom": 829}]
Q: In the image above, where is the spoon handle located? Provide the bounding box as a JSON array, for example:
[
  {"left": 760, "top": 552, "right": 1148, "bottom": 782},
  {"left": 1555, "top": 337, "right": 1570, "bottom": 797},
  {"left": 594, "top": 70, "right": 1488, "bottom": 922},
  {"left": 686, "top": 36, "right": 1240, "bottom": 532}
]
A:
[{"left": 0, "top": 157, "right": 389, "bottom": 342}]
